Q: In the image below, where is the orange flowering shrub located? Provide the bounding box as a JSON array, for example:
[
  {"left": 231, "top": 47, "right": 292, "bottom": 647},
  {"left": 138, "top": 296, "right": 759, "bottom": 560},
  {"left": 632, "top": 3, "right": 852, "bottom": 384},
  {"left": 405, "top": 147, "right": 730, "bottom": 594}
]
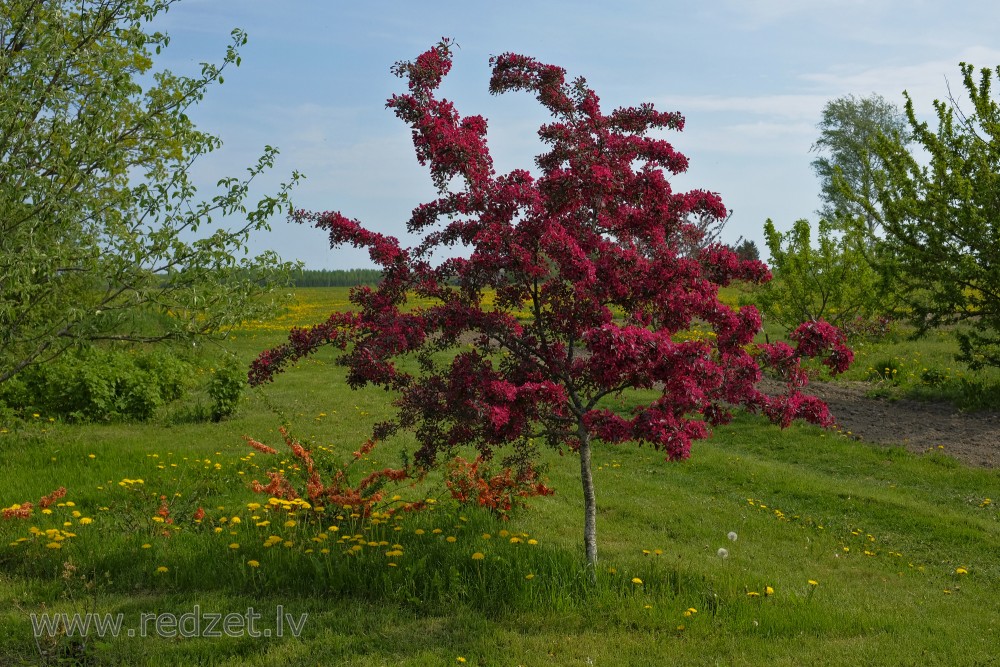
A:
[
  {"left": 445, "top": 455, "right": 553, "bottom": 520},
  {"left": 246, "top": 427, "right": 412, "bottom": 516}
]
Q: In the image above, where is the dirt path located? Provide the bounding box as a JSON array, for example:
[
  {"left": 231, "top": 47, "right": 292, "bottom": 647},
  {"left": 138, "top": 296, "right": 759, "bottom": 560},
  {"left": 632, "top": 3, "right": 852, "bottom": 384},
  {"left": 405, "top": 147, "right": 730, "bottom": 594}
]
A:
[{"left": 793, "top": 380, "right": 1000, "bottom": 468}]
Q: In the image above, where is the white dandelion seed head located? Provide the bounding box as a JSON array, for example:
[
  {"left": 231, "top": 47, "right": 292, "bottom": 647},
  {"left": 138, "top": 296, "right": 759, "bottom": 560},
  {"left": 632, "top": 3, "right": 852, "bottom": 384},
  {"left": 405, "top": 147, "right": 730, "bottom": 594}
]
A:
[
  {"left": 717, "top": 547, "right": 729, "bottom": 559},
  {"left": 728, "top": 531, "right": 738, "bottom": 542}
]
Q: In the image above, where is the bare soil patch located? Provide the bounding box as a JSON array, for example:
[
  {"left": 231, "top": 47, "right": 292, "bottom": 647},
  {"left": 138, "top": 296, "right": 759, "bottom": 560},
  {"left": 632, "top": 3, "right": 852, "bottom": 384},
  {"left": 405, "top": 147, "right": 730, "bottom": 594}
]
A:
[{"left": 792, "top": 380, "right": 1000, "bottom": 468}]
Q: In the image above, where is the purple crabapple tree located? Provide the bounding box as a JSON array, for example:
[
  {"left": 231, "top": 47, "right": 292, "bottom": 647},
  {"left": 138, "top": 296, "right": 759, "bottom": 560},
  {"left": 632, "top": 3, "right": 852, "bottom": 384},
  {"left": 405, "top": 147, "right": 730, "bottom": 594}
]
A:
[{"left": 249, "top": 40, "right": 853, "bottom": 570}]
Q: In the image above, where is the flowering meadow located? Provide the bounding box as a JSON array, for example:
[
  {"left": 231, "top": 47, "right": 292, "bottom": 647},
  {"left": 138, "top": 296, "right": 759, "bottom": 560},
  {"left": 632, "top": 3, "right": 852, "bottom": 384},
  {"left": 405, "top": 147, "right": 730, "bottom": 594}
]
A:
[{"left": 0, "top": 287, "right": 999, "bottom": 665}]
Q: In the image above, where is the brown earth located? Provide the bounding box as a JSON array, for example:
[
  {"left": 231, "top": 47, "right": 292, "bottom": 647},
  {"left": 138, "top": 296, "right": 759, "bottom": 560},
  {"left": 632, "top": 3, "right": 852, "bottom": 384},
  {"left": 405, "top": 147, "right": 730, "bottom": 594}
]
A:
[{"left": 790, "top": 380, "right": 1000, "bottom": 469}]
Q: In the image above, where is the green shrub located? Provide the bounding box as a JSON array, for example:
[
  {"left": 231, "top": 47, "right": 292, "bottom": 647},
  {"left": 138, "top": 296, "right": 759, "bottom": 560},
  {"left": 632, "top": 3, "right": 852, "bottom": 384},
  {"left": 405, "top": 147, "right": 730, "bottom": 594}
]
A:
[
  {"left": 207, "top": 355, "right": 246, "bottom": 422},
  {"left": 0, "top": 346, "right": 195, "bottom": 422}
]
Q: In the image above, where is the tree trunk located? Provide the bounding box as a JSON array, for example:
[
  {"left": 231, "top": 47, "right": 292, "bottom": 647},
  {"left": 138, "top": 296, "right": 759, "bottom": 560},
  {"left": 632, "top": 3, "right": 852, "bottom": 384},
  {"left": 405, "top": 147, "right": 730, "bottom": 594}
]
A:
[{"left": 577, "top": 423, "right": 598, "bottom": 578}]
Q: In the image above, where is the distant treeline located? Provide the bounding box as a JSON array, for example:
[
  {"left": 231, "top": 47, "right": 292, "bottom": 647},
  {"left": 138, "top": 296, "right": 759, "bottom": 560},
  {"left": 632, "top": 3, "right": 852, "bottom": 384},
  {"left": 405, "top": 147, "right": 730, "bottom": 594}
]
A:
[{"left": 292, "top": 268, "right": 383, "bottom": 287}]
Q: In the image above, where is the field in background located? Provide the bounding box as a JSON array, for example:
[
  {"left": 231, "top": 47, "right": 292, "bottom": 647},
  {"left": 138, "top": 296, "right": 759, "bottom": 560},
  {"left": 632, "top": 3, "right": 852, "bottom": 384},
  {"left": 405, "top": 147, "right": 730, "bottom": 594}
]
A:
[{"left": 1, "top": 286, "right": 999, "bottom": 665}]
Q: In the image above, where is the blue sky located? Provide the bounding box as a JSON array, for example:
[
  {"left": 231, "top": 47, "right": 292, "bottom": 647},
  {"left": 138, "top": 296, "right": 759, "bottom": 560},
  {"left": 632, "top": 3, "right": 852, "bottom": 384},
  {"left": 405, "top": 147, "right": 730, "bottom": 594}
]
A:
[{"left": 153, "top": 0, "right": 1000, "bottom": 269}]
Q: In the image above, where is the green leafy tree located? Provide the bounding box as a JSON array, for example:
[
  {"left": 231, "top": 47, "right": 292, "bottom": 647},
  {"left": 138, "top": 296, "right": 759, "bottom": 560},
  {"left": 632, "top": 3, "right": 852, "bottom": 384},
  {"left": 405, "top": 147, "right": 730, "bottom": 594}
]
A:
[
  {"left": 754, "top": 218, "right": 891, "bottom": 331},
  {"left": 732, "top": 238, "right": 760, "bottom": 262},
  {"left": 857, "top": 63, "right": 1000, "bottom": 368},
  {"left": 811, "top": 94, "right": 909, "bottom": 233},
  {"left": 0, "top": 0, "right": 300, "bottom": 385}
]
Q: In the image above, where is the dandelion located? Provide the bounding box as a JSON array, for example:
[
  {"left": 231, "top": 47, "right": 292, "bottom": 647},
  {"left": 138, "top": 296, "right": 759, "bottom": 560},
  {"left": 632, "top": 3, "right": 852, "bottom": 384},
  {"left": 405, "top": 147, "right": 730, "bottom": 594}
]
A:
[
  {"left": 457, "top": 659, "right": 466, "bottom": 664},
  {"left": 808, "top": 580, "right": 818, "bottom": 586},
  {"left": 527, "top": 539, "right": 538, "bottom": 545},
  {"left": 141, "top": 543, "right": 152, "bottom": 549},
  {"left": 156, "top": 566, "right": 169, "bottom": 574},
  {"left": 747, "top": 591, "right": 760, "bottom": 598},
  {"left": 247, "top": 560, "right": 260, "bottom": 568},
  {"left": 78, "top": 517, "right": 93, "bottom": 525},
  {"left": 956, "top": 567, "right": 968, "bottom": 575},
  {"left": 45, "top": 542, "right": 62, "bottom": 549},
  {"left": 446, "top": 536, "right": 457, "bottom": 543},
  {"left": 717, "top": 548, "right": 729, "bottom": 559},
  {"left": 727, "top": 531, "right": 738, "bottom": 542},
  {"left": 283, "top": 520, "right": 296, "bottom": 528},
  {"left": 632, "top": 577, "right": 643, "bottom": 585},
  {"left": 765, "top": 586, "right": 774, "bottom": 596},
  {"left": 229, "top": 543, "right": 240, "bottom": 550},
  {"left": 525, "top": 574, "right": 535, "bottom": 580},
  {"left": 471, "top": 552, "right": 485, "bottom": 560}
]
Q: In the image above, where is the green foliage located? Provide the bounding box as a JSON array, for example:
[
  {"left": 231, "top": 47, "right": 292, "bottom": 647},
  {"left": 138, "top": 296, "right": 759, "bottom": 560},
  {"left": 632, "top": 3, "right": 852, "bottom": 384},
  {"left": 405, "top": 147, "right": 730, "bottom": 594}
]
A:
[
  {"left": 752, "top": 218, "right": 893, "bottom": 331},
  {"left": 857, "top": 62, "right": 1000, "bottom": 369},
  {"left": 0, "top": 0, "right": 301, "bottom": 387},
  {"left": 731, "top": 238, "right": 760, "bottom": 262},
  {"left": 207, "top": 355, "right": 247, "bottom": 422},
  {"left": 291, "top": 268, "right": 383, "bottom": 287},
  {"left": 867, "top": 357, "right": 901, "bottom": 384},
  {"left": 0, "top": 346, "right": 194, "bottom": 422},
  {"left": 811, "top": 93, "right": 909, "bottom": 231}
]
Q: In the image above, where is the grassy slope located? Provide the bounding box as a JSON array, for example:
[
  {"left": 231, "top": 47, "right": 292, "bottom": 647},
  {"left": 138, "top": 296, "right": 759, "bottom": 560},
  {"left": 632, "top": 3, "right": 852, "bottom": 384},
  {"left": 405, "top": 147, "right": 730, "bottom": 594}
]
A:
[{"left": 1, "top": 288, "right": 999, "bottom": 665}]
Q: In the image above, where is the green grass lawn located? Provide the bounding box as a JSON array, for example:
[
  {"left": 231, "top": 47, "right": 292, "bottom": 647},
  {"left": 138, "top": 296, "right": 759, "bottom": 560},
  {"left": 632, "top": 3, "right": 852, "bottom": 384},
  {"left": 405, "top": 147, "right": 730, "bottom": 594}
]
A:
[{"left": 2, "top": 289, "right": 999, "bottom": 665}]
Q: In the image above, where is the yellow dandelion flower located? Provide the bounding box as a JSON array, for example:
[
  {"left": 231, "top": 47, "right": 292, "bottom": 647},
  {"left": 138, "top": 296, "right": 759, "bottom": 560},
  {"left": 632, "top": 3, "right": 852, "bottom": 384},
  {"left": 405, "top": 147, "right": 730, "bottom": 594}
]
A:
[
  {"left": 525, "top": 574, "right": 535, "bottom": 580},
  {"left": 632, "top": 577, "right": 643, "bottom": 585},
  {"left": 45, "top": 542, "right": 62, "bottom": 549},
  {"left": 747, "top": 591, "right": 760, "bottom": 598},
  {"left": 247, "top": 560, "right": 260, "bottom": 568},
  {"left": 283, "top": 520, "right": 296, "bottom": 528},
  {"left": 808, "top": 580, "right": 819, "bottom": 586},
  {"left": 229, "top": 543, "right": 240, "bottom": 549},
  {"left": 956, "top": 567, "right": 968, "bottom": 575},
  {"left": 446, "top": 536, "right": 457, "bottom": 543},
  {"left": 432, "top": 528, "right": 443, "bottom": 534},
  {"left": 482, "top": 533, "right": 491, "bottom": 539},
  {"left": 471, "top": 552, "right": 485, "bottom": 560},
  {"left": 765, "top": 586, "right": 774, "bottom": 596},
  {"left": 156, "top": 566, "right": 169, "bottom": 574},
  {"left": 141, "top": 543, "right": 152, "bottom": 549},
  {"left": 78, "top": 517, "right": 93, "bottom": 525},
  {"left": 527, "top": 539, "right": 538, "bottom": 545}
]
